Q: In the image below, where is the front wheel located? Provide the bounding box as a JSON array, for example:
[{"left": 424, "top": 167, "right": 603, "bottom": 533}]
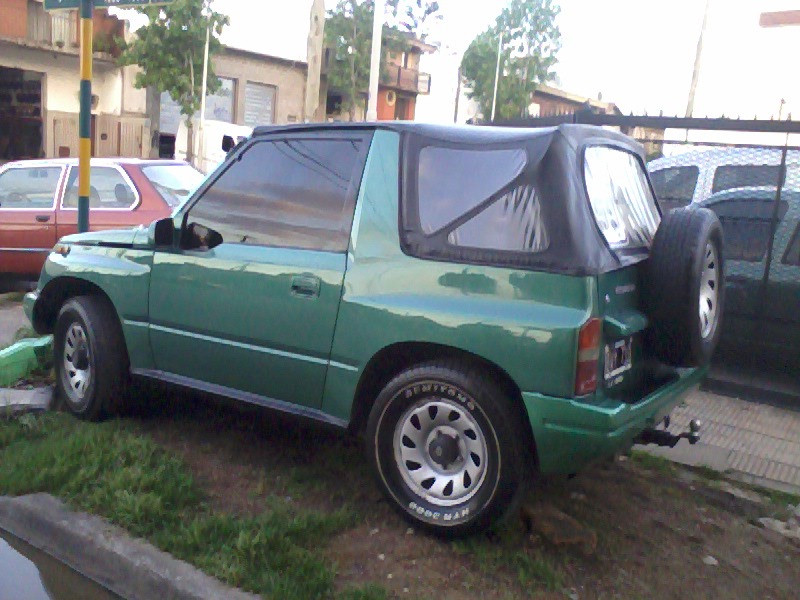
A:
[
  {"left": 54, "top": 295, "right": 129, "bottom": 421},
  {"left": 366, "top": 361, "right": 530, "bottom": 537}
]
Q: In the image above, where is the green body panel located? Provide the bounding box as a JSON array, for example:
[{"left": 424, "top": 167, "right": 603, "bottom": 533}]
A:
[
  {"left": 147, "top": 244, "right": 347, "bottom": 408},
  {"left": 322, "top": 131, "right": 595, "bottom": 420},
  {"left": 29, "top": 128, "right": 705, "bottom": 477}
]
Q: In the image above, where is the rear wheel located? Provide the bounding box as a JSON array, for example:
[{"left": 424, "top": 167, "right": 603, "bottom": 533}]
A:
[
  {"left": 366, "top": 360, "right": 530, "bottom": 537},
  {"left": 54, "top": 296, "right": 129, "bottom": 420},
  {"left": 645, "top": 207, "right": 725, "bottom": 367}
]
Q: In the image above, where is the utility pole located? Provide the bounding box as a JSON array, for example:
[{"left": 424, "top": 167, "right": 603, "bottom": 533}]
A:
[
  {"left": 453, "top": 66, "right": 461, "bottom": 124},
  {"left": 197, "top": 1, "right": 211, "bottom": 172},
  {"left": 685, "top": 0, "right": 711, "bottom": 118},
  {"left": 78, "top": 0, "right": 94, "bottom": 233},
  {"left": 490, "top": 30, "right": 503, "bottom": 122},
  {"left": 366, "top": 0, "right": 384, "bottom": 121}
]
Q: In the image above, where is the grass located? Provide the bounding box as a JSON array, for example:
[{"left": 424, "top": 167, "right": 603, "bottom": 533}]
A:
[{"left": 0, "top": 413, "right": 382, "bottom": 599}]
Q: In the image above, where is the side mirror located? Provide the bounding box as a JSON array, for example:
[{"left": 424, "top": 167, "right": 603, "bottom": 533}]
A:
[
  {"left": 153, "top": 217, "right": 175, "bottom": 246},
  {"left": 221, "top": 135, "right": 235, "bottom": 153}
]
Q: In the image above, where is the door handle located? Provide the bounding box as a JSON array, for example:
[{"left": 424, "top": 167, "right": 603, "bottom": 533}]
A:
[
  {"left": 291, "top": 274, "right": 321, "bottom": 298},
  {"left": 36, "top": 215, "right": 51, "bottom": 223}
]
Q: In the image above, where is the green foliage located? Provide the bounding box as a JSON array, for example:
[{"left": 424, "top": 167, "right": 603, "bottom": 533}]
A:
[
  {"left": 117, "top": 0, "right": 229, "bottom": 160},
  {"left": 461, "top": 0, "right": 561, "bottom": 121},
  {"left": 387, "top": 0, "right": 442, "bottom": 39},
  {"left": 324, "top": 0, "right": 406, "bottom": 121},
  {"left": 0, "top": 414, "right": 359, "bottom": 599}
]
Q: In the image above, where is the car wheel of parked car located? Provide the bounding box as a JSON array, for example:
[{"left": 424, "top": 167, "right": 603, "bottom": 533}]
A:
[
  {"left": 54, "top": 296, "right": 129, "bottom": 421},
  {"left": 366, "top": 360, "right": 529, "bottom": 537},
  {"left": 645, "top": 207, "right": 725, "bottom": 367}
]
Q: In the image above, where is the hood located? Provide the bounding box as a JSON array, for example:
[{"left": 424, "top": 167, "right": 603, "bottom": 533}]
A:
[{"left": 60, "top": 226, "right": 148, "bottom": 248}]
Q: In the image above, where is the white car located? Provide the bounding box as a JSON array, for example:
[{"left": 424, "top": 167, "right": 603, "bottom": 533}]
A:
[{"left": 648, "top": 147, "right": 800, "bottom": 210}]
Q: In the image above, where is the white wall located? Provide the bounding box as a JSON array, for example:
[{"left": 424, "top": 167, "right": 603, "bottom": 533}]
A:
[
  {"left": 415, "top": 48, "right": 480, "bottom": 124},
  {"left": 121, "top": 64, "right": 147, "bottom": 114}
]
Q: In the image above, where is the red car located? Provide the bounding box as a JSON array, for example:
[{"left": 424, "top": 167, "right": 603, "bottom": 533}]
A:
[{"left": 0, "top": 158, "right": 204, "bottom": 278}]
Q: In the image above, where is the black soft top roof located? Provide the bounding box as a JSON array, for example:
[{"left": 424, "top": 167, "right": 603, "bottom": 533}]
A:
[
  {"left": 252, "top": 122, "right": 654, "bottom": 275},
  {"left": 252, "top": 122, "right": 645, "bottom": 158}
]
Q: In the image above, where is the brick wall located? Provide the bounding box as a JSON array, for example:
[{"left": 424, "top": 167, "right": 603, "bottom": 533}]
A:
[{"left": 0, "top": 0, "right": 28, "bottom": 39}]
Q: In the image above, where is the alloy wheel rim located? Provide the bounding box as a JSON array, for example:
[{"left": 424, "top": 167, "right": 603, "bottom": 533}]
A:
[
  {"left": 394, "top": 398, "right": 489, "bottom": 507},
  {"left": 699, "top": 242, "right": 719, "bottom": 339},
  {"left": 63, "top": 323, "right": 91, "bottom": 403}
]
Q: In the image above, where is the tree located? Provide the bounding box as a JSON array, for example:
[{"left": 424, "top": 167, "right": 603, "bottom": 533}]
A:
[
  {"left": 461, "top": 0, "right": 561, "bottom": 121},
  {"left": 325, "top": 0, "right": 404, "bottom": 121},
  {"left": 118, "top": 0, "right": 229, "bottom": 164},
  {"left": 387, "top": 0, "right": 442, "bottom": 40}
]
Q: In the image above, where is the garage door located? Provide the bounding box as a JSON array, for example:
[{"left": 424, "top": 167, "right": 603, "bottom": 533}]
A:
[{"left": 244, "top": 82, "right": 275, "bottom": 127}]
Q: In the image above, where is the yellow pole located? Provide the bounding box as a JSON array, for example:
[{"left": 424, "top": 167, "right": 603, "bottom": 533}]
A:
[{"left": 78, "top": 0, "right": 93, "bottom": 233}]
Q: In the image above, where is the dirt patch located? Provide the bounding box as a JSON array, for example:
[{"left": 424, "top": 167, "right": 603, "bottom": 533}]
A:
[{"left": 129, "top": 389, "right": 800, "bottom": 599}]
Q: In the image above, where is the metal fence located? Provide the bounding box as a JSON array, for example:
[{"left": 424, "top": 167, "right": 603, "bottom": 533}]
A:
[{"left": 497, "top": 112, "right": 800, "bottom": 373}]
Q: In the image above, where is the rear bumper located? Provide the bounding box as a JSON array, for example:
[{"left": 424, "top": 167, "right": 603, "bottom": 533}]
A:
[{"left": 522, "top": 366, "right": 707, "bottom": 474}]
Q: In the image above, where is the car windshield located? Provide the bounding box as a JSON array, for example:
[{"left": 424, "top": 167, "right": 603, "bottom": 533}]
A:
[
  {"left": 141, "top": 164, "right": 205, "bottom": 209},
  {"left": 584, "top": 147, "right": 661, "bottom": 250}
]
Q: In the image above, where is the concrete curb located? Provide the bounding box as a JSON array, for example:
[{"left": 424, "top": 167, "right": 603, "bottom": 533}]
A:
[
  {"left": 0, "top": 336, "right": 52, "bottom": 387},
  {"left": 0, "top": 386, "right": 53, "bottom": 418},
  {"left": 0, "top": 494, "right": 259, "bottom": 600}
]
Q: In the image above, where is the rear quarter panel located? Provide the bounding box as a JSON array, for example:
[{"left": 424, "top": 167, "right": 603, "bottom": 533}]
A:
[{"left": 321, "top": 130, "right": 595, "bottom": 421}]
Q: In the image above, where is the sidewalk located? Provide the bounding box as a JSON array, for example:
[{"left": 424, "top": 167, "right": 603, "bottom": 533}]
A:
[
  {"left": 641, "top": 389, "right": 800, "bottom": 495},
  {"left": 0, "top": 303, "right": 25, "bottom": 348}
]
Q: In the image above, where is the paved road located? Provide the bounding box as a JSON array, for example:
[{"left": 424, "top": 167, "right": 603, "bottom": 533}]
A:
[{"left": 641, "top": 389, "right": 800, "bottom": 494}]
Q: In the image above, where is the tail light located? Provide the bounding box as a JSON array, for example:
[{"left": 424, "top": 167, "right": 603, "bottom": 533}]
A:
[{"left": 575, "top": 318, "right": 602, "bottom": 396}]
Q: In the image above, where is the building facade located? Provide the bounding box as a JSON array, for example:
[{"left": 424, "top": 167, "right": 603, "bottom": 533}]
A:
[
  {"left": 324, "top": 31, "right": 435, "bottom": 122},
  {"left": 0, "top": 0, "right": 150, "bottom": 163}
]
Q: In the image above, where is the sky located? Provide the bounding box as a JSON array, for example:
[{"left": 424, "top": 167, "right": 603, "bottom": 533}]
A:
[{"left": 113, "top": 0, "right": 800, "bottom": 125}]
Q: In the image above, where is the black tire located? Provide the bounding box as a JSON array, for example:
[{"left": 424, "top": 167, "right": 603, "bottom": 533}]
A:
[
  {"left": 645, "top": 207, "right": 725, "bottom": 367},
  {"left": 53, "top": 295, "right": 129, "bottom": 421},
  {"left": 365, "top": 360, "right": 530, "bottom": 537}
]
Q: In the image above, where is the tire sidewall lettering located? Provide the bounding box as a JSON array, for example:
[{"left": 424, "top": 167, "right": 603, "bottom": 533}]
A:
[{"left": 381, "top": 379, "right": 499, "bottom": 527}]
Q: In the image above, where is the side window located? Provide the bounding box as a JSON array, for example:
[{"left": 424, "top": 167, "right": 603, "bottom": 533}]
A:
[
  {"left": 711, "top": 165, "right": 781, "bottom": 194},
  {"left": 649, "top": 166, "right": 699, "bottom": 211},
  {"left": 0, "top": 167, "right": 61, "bottom": 209},
  {"left": 705, "top": 196, "right": 788, "bottom": 262},
  {"left": 415, "top": 145, "right": 548, "bottom": 252},
  {"left": 63, "top": 167, "right": 137, "bottom": 209},
  {"left": 186, "top": 137, "right": 363, "bottom": 252}
]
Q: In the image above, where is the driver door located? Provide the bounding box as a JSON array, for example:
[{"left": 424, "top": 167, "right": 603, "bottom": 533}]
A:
[{"left": 146, "top": 131, "right": 371, "bottom": 409}]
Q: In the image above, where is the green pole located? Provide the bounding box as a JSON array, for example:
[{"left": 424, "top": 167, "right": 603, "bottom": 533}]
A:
[{"left": 78, "top": 0, "right": 93, "bottom": 233}]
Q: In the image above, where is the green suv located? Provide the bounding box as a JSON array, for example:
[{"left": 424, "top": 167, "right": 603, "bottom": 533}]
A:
[{"left": 25, "top": 124, "right": 724, "bottom": 535}]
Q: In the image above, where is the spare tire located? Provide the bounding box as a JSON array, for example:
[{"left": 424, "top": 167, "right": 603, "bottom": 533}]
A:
[{"left": 644, "top": 207, "right": 725, "bottom": 367}]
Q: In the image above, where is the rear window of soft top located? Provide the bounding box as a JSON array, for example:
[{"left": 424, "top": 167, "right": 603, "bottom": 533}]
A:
[{"left": 584, "top": 146, "right": 661, "bottom": 250}]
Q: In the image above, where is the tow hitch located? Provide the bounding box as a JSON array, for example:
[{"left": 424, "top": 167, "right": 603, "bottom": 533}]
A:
[{"left": 636, "top": 417, "right": 701, "bottom": 448}]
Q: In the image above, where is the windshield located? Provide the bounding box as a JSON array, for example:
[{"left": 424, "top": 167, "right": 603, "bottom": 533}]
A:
[
  {"left": 141, "top": 164, "right": 205, "bottom": 209},
  {"left": 584, "top": 147, "right": 661, "bottom": 250}
]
